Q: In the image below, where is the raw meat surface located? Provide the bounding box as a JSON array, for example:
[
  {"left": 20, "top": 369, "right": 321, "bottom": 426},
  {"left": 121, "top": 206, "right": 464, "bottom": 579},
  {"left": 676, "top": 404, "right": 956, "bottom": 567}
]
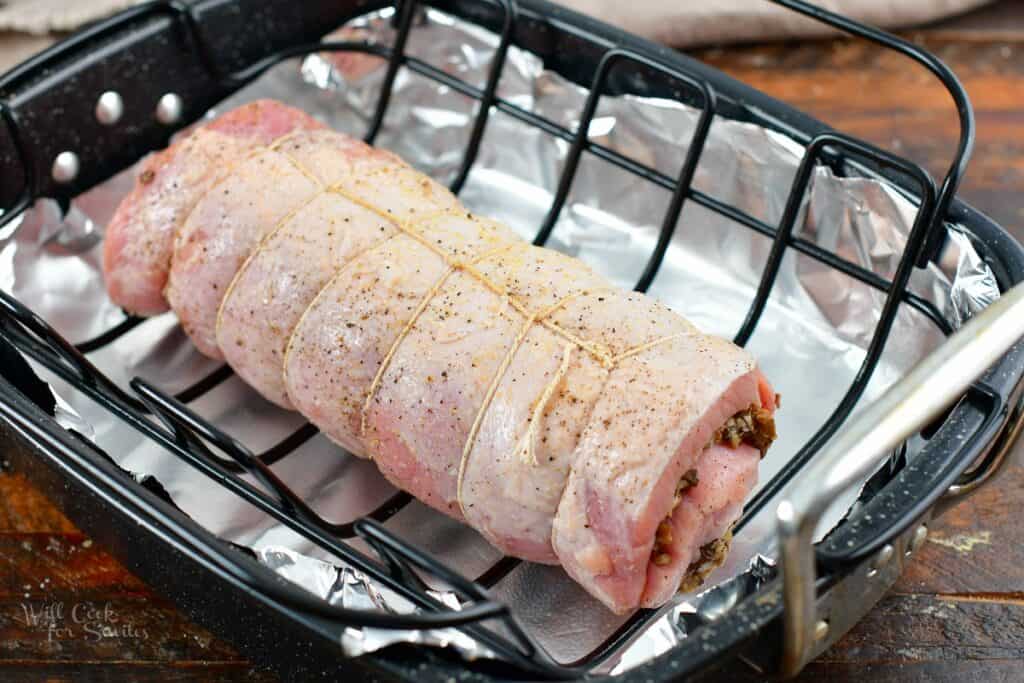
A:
[
  {"left": 218, "top": 130, "right": 460, "bottom": 407},
  {"left": 104, "top": 101, "right": 777, "bottom": 613},
  {"left": 103, "top": 100, "right": 323, "bottom": 316}
]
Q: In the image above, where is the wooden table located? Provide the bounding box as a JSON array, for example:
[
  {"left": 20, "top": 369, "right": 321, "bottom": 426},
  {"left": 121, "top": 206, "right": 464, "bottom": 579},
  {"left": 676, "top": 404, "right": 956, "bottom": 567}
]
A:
[{"left": 1, "top": 2, "right": 1022, "bottom": 681}]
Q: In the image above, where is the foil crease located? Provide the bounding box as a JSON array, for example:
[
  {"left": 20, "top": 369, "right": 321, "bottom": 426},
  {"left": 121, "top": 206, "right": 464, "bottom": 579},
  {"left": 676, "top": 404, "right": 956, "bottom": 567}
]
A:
[
  {"left": 0, "top": 6, "right": 1002, "bottom": 674},
  {"left": 255, "top": 546, "right": 488, "bottom": 658}
]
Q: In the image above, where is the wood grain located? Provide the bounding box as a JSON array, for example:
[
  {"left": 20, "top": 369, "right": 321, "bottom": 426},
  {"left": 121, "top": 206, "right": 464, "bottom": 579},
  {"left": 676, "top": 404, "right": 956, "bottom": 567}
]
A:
[
  {"left": 0, "top": 472, "right": 273, "bottom": 681},
  {"left": 893, "top": 457, "right": 1024, "bottom": 597},
  {"left": 1, "top": 0, "right": 1023, "bottom": 681}
]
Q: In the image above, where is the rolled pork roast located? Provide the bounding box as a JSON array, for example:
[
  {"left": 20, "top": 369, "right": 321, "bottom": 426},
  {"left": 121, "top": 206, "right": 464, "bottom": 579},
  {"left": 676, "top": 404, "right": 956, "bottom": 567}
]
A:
[{"left": 103, "top": 99, "right": 777, "bottom": 614}]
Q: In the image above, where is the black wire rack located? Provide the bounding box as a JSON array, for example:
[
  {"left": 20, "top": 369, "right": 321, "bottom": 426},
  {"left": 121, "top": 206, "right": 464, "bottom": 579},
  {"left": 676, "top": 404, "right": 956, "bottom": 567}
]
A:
[{"left": 0, "top": 0, "right": 1001, "bottom": 679}]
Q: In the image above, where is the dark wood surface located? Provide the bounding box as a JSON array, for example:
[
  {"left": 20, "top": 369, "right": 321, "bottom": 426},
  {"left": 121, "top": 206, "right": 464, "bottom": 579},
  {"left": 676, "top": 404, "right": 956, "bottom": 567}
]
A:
[{"left": 1, "top": 1, "right": 1023, "bottom": 680}]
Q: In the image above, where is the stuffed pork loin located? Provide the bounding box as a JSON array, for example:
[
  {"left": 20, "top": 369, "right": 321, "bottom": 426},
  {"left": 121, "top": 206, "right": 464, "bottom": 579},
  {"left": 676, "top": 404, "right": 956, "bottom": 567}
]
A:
[{"left": 103, "top": 100, "right": 777, "bottom": 614}]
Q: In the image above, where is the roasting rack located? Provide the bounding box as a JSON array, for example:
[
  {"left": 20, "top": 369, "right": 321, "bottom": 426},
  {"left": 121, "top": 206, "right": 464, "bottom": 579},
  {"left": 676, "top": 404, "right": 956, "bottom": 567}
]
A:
[{"left": 1, "top": 0, "right": 1023, "bottom": 680}]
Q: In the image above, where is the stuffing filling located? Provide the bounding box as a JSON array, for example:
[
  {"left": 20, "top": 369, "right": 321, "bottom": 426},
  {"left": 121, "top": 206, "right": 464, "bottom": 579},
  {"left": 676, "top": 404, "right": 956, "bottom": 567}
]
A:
[
  {"left": 712, "top": 404, "right": 777, "bottom": 456},
  {"left": 650, "top": 404, "right": 776, "bottom": 567},
  {"left": 678, "top": 532, "right": 733, "bottom": 594}
]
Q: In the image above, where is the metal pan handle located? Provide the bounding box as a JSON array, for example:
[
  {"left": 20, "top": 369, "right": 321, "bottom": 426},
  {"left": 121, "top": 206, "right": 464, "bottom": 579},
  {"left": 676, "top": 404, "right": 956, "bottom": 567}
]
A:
[
  {"left": 942, "top": 394, "right": 1024, "bottom": 505},
  {"left": 778, "top": 282, "right": 1024, "bottom": 677}
]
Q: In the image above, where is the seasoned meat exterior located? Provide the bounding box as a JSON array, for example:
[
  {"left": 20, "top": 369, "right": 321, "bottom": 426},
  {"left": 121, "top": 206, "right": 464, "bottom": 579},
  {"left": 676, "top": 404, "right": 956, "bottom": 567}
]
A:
[
  {"left": 103, "top": 100, "right": 323, "bottom": 316},
  {"left": 104, "top": 101, "right": 777, "bottom": 613}
]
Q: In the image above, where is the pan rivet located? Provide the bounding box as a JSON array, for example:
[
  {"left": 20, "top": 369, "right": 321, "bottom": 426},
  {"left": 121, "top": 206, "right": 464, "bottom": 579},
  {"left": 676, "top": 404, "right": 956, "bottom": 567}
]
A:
[
  {"left": 155, "top": 93, "right": 184, "bottom": 125},
  {"left": 814, "top": 620, "right": 829, "bottom": 641},
  {"left": 95, "top": 91, "right": 124, "bottom": 125},
  {"left": 867, "top": 543, "right": 894, "bottom": 578},
  {"left": 51, "top": 151, "right": 80, "bottom": 184},
  {"left": 907, "top": 525, "right": 927, "bottom": 556}
]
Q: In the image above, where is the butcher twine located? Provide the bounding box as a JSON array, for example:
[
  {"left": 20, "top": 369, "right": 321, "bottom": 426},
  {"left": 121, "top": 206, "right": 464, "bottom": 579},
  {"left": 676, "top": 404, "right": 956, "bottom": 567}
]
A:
[{"left": 207, "top": 129, "right": 691, "bottom": 518}]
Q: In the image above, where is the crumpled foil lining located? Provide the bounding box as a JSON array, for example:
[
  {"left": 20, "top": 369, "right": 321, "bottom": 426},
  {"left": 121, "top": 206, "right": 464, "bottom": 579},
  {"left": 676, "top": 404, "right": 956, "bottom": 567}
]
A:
[
  {"left": 255, "top": 545, "right": 488, "bottom": 658},
  {"left": 0, "top": 6, "right": 1001, "bottom": 674}
]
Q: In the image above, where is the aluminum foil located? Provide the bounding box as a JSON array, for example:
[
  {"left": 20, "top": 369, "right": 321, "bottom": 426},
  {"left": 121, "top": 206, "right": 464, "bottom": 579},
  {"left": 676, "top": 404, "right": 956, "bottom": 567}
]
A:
[
  {"left": 0, "top": 6, "right": 1001, "bottom": 675},
  {"left": 255, "top": 546, "right": 488, "bottom": 658}
]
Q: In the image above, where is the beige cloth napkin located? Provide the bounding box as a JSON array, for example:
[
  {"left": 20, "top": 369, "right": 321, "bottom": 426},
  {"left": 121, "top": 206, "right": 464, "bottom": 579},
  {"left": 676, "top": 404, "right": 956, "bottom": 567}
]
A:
[
  {"left": 0, "top": 0, "right": 994, "bottom": 42},
  {"left": 559, "top": 0, "right": 992, "bottom": 46},
  {"left": 0, "top": 0, "right": 138, "bottom": 35}
]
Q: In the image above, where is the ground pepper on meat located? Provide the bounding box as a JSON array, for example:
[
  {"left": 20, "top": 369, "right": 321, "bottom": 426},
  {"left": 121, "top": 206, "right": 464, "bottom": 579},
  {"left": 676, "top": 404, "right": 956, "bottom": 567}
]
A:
[{"left": 650, "top": 403, "right": 777, "bottom": 565}]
